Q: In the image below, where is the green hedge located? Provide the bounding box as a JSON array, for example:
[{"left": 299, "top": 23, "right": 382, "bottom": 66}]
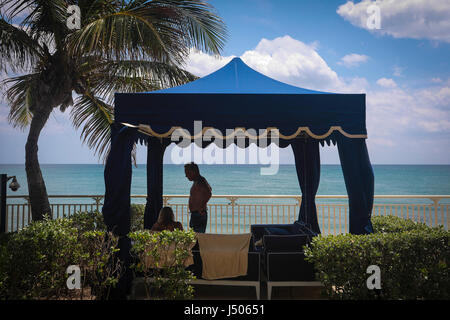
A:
[
  {"left": 129, "top": 229, "right": 197, "bottom": 300},
  {"left": 130, "top": 204, "right": 145, "bottom": 232},
  {"left": 70, "top": 210, "right": 107, "bottom": 232},
  {"left": 0, "top": 212, "right": 120, "bottom": 300},
  {"left": 371, "top": 215, "right": 433, "bottom": 234},
  {"left": 0, "top": 209, "right": 195, "bottom": 300},
  {"left": 304, "top": 216, "right": 450, "bottom": 300}
]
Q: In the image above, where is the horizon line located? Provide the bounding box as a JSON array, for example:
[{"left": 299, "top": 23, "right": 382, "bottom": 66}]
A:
[{"left": 1, "top": 163, "right": 450, "bottom": 166}]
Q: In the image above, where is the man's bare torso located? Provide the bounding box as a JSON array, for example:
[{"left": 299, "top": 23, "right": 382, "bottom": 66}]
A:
[{"left": 189, "top": 176, "right": 212, "bottom": 213}]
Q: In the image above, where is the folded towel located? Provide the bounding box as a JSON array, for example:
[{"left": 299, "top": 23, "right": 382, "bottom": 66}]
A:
[{"left": 197, "top": 233, "right": 251, "bottom": 280}]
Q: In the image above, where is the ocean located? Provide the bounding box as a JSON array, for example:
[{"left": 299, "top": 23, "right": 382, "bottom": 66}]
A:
[
  {"left": 1, "top": 164, "right": 450, "bottom": 197},
  {"left": 2, "top": 164, "right": 449, "bottom": 233}
]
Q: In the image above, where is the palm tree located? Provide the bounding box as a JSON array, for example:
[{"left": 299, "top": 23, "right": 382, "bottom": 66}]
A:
[{"left": 0, "top": 0, "right": 227, "bottom": 221}]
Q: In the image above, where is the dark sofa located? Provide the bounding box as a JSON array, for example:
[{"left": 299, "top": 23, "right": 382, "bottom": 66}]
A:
[{"left": 250, "top": 221, "right": 322, "bottom": 299}]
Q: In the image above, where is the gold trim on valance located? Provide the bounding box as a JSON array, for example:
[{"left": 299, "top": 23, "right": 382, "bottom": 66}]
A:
[{"left": 121, "top": 123, "right": 367, "bottom": 140}]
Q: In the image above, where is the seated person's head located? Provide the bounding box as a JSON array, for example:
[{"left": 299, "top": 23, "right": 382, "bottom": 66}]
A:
[{"left": 157, "top": 206, "right": 175, "bottom": 225}]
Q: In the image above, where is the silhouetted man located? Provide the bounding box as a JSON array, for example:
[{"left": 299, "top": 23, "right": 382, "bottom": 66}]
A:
[{"left": 184, "top": 162, "right": 212, "bottom": 233}]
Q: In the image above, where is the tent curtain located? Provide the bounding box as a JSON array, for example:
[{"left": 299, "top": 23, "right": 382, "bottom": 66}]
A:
[
  {"left": 144, "top": 137, "right": 170, "bottom": 229},
  {"left": 291, "top": 138, "right": 321, "bottom": 234},
  {"left": 102, "top": 124, "right": 137, "bottom": 236},
  {"left": 336, "top": 137, "right": 374, "bottom": 234},
  {"left": 102, "top": 124, "right": 136, "bottom": 299}
]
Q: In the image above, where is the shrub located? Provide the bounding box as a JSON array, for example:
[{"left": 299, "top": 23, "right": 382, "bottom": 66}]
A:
[
  {"left": 129, "top": 229, "right": 197, "bottom": 300},
  {"left": 130, "top": 204, "right": 145, "bottom": 232},
  {"left": 0, "top": 232, "right": 15, "bottom": 299},
  {"left": 372, "top": 215, "right": 432, "bottom": 234},
  {"left": 70, "top": 210, "right": 107, "bottom": 232},
  {"left": 0, "top": 214, "right": 121, "bottom": 300},
  {"left": 78, "top": 230, "right": 122, "bottom": 299},
  {"left": 69, "top": 211, "right": 122, "bottom": 300},
  {"left": 0, "top": 216, "right": 82, "bottom": 299},
  {"left": 304, "top": 216, "right": 450, "bottom": 300}
]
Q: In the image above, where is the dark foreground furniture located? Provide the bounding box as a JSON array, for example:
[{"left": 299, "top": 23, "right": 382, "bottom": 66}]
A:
[
  {"left": 187, "top": 239, "right": 261, "bottom": 300},
  {"left": 251, "top": 221, "right": 322, "bottom": 299},
  {"left": 129, "top": 237, "right": 261, "bottom": 300}
]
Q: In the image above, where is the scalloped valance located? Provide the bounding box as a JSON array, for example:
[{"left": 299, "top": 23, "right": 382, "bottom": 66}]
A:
[{"left": 122, "top": 123, "right": 368, "bottom": 140}]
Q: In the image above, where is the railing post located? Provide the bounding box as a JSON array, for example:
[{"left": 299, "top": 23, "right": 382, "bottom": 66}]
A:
[
  {"left": 228, "top": 196, "right": 237, "bottom": 234},
  {"left": 0, "top": 174, "right": 7, "bottom": 233},
  {"left": 295, "top": 197, "right": 302, "bottom": 221},
  {"left": 430, "top": 197, "right": 441, "bottom": 227},
  {"left": 92, "top": 196, "right": 103, "bottom": 212},
  {"left": 163, "top": 196, "right": 171, "bottom": 207},
  {"left": 24, "top": 196, "right": 31, "bottom": 224}
]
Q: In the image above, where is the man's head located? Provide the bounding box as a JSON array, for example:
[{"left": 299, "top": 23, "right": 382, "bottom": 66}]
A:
[{"left": 184, "top": 162, "right": 200, "bottom": 181}]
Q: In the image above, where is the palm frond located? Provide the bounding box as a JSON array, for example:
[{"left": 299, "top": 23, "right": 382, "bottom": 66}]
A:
[
  {"left": 70, "top": 92, "right": 139, "bottom": 165},
  {"left": 76, "top": 0, "right": 120, "bottom": 22},
  {"left": 2, "top": 73, "right": 40, "bottom": 129},
  {"left": 68, "top": 0, "right": 227, "bottom": 64},
  {"left": 67, "top": 7, "right": 176, "bottom": 62},
  {"left": 86, "top": 59, "right": 197, "bottom": 103},
  {"left": 0, "top": 17, "right": 44, "bottom": 73},
  {"left": 2, "top": 0, "right": 73, "bottom": 57},
  {"left": 154, "top": 0, "right": 228, "bottom": 56},
  {"left": 96, "top": 59, "right": 199, "bottom": 86},
  {"left": 0, "top": 0, "right": 31, "bottom": 20},
  {"left": 70, "top": 92, "right": 114, "bottom": 162},
  {"left": 90, "top": 74, "right": 160, "bottom": 104}
]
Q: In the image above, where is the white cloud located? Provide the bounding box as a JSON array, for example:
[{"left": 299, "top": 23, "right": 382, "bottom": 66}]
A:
[
  {"left": 418, "top": 120, "right": 450, "bottom": 133},
  {"left": 366, "top": 85, "right": 450, "bottom": 143},
  {"left": 181, "top": 49, "right": 234, "bottom": 77},
  {"left": 370, "top": 137, "right": 396, "bottom": 147},
  {"left": 337, "top": 0, "right": 450, "bottom": 43},
  {"left": 240, "top": 36, "right": 343, "bottom": 92},
  {"left": 376, "top": 78, "right": 397, "bottom": 88},
  {"left": 337, "top": 53, "right": 369, "bottom": 68},
  {"left": 431, "top": 77, "right": 443, "bottom": 83},
  {"left": 184, "top": 35, "right": 367, "bottom": 93}
]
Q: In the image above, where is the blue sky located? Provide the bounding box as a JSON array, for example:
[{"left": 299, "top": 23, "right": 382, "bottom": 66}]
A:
[{"left": 1, "top": 0, "right": 449, "bottom": 164}]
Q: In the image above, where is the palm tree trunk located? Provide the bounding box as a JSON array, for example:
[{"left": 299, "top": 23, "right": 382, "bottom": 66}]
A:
[{"left": 25, "top": 107, "right": 52, "bottom": 221}]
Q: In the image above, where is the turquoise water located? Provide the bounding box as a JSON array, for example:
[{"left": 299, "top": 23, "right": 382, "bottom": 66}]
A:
[
  {"left": 1, "top": 164, "right": 450, "bottom": 197},
  {"left": 2, "top": 164, "right": 449, "bottom": 233}
]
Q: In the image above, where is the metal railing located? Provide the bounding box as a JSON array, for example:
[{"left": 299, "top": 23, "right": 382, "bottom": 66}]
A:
[{"left": 4, "top": 194, "right": 450, "bottom": 234}]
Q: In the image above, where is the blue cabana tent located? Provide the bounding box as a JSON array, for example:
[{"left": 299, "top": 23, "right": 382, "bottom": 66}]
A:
[{"left": 103, "top": 57, "right": 374, "bottom": 297}]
